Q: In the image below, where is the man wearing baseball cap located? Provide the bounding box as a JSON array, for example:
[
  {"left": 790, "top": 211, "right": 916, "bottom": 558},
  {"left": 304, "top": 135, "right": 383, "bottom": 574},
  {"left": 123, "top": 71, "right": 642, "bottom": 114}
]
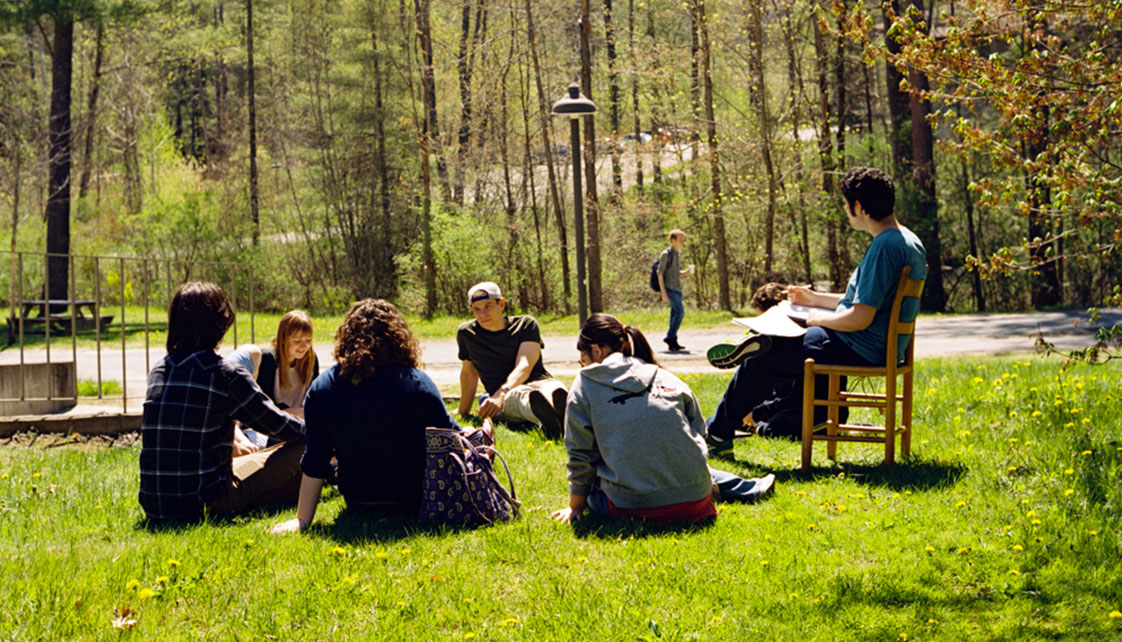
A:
[{"left": 456, "top": 282, "right": 568, "bottom": 439}]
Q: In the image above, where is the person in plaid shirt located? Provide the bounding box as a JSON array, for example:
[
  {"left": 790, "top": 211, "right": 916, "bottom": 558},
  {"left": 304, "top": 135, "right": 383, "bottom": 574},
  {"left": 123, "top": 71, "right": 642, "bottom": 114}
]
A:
[{"left": 139, "top": 282, "right": 306, "bottom": 522}]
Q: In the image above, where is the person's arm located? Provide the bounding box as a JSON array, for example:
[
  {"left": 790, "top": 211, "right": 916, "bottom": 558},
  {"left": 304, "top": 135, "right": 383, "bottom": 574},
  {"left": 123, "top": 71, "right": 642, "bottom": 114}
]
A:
[
  {"left": 788, "top": 285, "right": 844, "bottom": 310},
  {"left": 551, "top": 493, "right": 589, "bottom": 524},
  {"left": 658, "top": 272, "right": 669, "bottom": 303},
  {"left": 657, "top": 251, "right": 670, "bottom": 303},
  {"left": 478, "top": 341, "right": 541, "bottom": 420},
  {"left": 553, "top": 380, "right": 597, "bottom": 522},
  {"left": 270, "top": 475, "right": 326, "bottom": 534},
  {"left": 806, "top": 302, "right": 877, "bottom": 332},
  {"left": 458, "top": 360, "right": 480, "bottom": 416},
  {"left": 232, "top": 425, "right": 259, "bottom": 456},
  {"left": 227, "top": 368, "right": 304, "bottom": 442}
]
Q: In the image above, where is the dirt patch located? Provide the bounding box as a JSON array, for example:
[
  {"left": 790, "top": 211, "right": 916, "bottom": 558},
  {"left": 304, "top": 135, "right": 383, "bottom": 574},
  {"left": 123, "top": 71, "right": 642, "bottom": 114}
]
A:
[{"left": 0, "top": 430, "right": 140, "bottom": 449}]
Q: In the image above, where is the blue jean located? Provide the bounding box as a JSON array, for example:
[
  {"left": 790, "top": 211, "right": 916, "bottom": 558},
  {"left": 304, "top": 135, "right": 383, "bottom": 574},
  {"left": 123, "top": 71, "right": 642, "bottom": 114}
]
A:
[
  {"left": 706, "top": 326, "right": 872, "bottom": 439},
  {"left": 584, "top": 469, "right": 766, "bottom": 514},
  {"left": 666, "top": 289, "right": 684, "bottom": 343}
]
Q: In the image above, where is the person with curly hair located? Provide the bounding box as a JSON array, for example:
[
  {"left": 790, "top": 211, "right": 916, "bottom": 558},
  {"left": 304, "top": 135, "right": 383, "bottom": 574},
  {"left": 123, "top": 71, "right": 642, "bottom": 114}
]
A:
[{"left": 271, "top": 299, "right": 460, "bottom": 533}]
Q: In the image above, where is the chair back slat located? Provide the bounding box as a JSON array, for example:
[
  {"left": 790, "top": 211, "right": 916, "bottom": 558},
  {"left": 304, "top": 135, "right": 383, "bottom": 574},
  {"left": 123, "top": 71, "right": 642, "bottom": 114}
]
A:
[{"left": 884, "top": 266, "right": 926, "bottom": 369}]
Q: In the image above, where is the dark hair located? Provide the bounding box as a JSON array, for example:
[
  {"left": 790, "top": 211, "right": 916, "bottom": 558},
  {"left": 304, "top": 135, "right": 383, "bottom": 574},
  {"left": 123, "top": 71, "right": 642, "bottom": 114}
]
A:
[
  {"left": 840, "top": 167, "right": 895, "bottom": 221},
  {"left": 166, "top": 282, "right": 235, "bottom": 352},
  {"left": 577, "top": 313, "right": 660, "bottom": 367},
  {"left": 334, "top": 299, "right": 420, "bottom": 385},
  {"left": 750, "top": 282, "right": 787, "bottom": 312}
]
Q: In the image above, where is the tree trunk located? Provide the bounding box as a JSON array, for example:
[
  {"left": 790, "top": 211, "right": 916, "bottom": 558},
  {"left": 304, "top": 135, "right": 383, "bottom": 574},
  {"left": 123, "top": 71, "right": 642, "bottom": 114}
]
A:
[
  {"left": 884, "top": 0, "right": 912, "bottom": 180},
  {"left": 961, "top": 159, "right": 985, "bottom": 311},
  {"left": 453, "top": 0, "right": 484, "bottom": 206},
  {"left": 415, "top": 0, "right": 439, "bottom": 315},
  {"left": 604, "top": 0, "right": 622, "bottom": 196},
  {"left": 779, "top": 2, "right": 813, "bottom": 281},
  {"left": 748, "top": 0, "right": 778, "bottom": 277},
  {"left": 833, "top": 0, "right": 847, "bottom": 166},
  {"left": 696, "top": 0, "right": 730, "bottom": 309},
  {"left": 907, "top": 55, "right": 946, "bottom": 311},
  {"left": 46, "top": 18, "right": 73, "bottom": 302},
  {"left": 647, "top": 2, "right": 662, "bottom": 184},
  {"left": 628, "top": 0, "right": 643, "bottom": 194},
  {"left": 688, "top": 2, "right": 701, "bottom": 163},
  {"left": 372, "top": 23, "right": 396, "bottom": 298},
  {"left": 518, "top": 45, "right": 550, "bottom": 310},
  {"left": 525, "top": 0, "right": 570, "bottom": 310},
  {"left": 812, "top": 5, "right": 843, "bottom": 289},
  {"left": 246, "top": 0, "right": 260, "bottom": 245},
  {"left": 579, "top": 0, "right": 604, "bottom": 313},
  {"left": 77, "top": 23, "right": 103, "bottom": 201}
]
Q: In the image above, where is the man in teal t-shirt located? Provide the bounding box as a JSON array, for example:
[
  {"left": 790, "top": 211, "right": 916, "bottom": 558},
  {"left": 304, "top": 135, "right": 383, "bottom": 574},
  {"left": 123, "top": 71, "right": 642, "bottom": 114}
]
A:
[{"left": 705, "top": 167, "right": 927, "bottom": 445}]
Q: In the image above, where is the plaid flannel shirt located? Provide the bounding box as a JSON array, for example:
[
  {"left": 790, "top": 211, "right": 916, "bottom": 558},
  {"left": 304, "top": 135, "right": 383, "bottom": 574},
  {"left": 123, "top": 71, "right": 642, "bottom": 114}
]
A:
[{"left": 138, "top": 348, "right": 305, "bottom": 520}]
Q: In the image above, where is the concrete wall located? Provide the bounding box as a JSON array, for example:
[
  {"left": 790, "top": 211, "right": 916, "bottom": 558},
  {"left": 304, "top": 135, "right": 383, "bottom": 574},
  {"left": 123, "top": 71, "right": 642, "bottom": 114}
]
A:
[{"left": 0, "top": 361, "right": 78, "bottom": 415}]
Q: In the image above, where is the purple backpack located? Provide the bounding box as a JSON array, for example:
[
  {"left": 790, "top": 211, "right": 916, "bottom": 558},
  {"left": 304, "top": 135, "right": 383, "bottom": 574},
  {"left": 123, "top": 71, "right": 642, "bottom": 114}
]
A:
[{"left": 419, "top": 428, "right": 519, "bottom": 527}]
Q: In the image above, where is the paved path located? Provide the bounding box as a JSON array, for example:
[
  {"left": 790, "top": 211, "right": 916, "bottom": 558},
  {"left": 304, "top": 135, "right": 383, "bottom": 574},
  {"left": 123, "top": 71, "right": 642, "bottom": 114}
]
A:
[{"left": 3, "top": 310, "right": 1119, "bottom": 408}]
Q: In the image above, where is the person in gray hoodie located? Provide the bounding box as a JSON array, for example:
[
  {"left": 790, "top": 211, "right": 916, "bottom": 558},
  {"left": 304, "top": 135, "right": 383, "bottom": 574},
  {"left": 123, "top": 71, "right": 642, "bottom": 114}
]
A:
[{"left": 552, "top": 314, "right": 775, "bottom": 526}]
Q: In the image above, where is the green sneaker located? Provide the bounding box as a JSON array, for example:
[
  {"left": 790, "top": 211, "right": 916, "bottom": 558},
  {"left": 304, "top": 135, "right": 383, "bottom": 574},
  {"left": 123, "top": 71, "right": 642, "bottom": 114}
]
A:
[
  {"left": 706, "top": 333, "right": 773, "bottom": 369},
  {"left": 706, "top": 434, "right": 734, "bottom": 457}
]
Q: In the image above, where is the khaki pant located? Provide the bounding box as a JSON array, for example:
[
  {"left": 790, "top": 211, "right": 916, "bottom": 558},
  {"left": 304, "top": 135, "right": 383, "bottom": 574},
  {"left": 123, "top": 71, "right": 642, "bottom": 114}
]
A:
[
  {"left": 210, "top": 440, "right": 304, "bottom": 516},
  {"left": 497, "top": 378, "right": 568, "bottom": 425}
]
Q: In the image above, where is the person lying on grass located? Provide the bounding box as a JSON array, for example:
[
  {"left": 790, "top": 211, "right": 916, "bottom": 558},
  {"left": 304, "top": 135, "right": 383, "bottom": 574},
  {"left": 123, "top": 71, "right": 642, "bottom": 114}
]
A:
[
  {"left": 139, "top": 282, "right": 306, "bottom": 523},
  {"left": 272, "top": 299, "right": 461, "bottom": 534},
  {"left": 226, "top": 309, "right": 320, "bottom": 449},
  {"left": 551, "top": 314, "right": 775, "bottom": 527}
]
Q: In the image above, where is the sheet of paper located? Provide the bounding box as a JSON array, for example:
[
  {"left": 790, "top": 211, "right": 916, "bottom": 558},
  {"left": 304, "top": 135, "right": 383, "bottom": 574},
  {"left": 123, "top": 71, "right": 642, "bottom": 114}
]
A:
[{"left": 731, "top": 306, "right": 808, "bottom": 337}]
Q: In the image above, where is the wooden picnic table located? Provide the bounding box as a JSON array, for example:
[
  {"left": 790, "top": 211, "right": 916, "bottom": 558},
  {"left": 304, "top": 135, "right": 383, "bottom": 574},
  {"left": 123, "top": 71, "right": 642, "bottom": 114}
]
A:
[{"left": 6, "top": 299, "right": 115, "bottom": 339}]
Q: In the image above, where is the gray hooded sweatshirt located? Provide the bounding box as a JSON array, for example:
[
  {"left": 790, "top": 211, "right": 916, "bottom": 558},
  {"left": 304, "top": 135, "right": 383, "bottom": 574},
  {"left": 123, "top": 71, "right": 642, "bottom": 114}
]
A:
[{"left": 565, "top": 351, "right": 713, "bottom": 509}]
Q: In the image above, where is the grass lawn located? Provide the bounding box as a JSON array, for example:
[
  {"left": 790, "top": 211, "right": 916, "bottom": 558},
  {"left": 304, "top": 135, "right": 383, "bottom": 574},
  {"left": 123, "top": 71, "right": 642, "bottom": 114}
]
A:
[
  {"left": 1, "top": 306, "right": 739, "bottom": 351},
  {"left": 1, "top": 356, "right": 1120, "bottom": 640}
]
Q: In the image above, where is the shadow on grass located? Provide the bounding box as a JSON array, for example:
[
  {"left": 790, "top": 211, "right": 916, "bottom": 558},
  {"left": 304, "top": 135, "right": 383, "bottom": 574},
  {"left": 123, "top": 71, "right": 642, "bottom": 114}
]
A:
[
  {"left": 570, "top": 513, "right": 715, "bottom": 540},
  {"left": 783, "top": 457, "right": 967, "bottom": 492},
  {"left": 309, "top": 505, "right": 523, "bottom": 545},
  {"left": 135, "top": 500, "right": 299, "bottom": 533}
]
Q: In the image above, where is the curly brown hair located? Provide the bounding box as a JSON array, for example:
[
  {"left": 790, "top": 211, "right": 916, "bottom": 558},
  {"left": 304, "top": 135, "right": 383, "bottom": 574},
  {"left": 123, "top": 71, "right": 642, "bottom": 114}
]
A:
[
  {"left": 750, "top": 282, "right": 788, "bottom": 313},
  {"left": 334, "top": 299, "right": 421, "bottom": 385}
]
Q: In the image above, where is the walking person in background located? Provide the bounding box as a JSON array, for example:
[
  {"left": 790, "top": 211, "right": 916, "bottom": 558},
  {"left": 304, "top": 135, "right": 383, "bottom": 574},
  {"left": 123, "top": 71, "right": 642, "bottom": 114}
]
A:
[{"left": 656, "top": 229, "right": 695, "bottom": 352}]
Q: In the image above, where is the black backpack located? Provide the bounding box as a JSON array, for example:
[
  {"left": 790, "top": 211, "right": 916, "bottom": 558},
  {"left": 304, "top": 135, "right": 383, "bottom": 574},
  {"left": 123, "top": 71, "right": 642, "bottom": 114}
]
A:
[{"left": 649, "top": 258, "right": 661, "bottom": 292}]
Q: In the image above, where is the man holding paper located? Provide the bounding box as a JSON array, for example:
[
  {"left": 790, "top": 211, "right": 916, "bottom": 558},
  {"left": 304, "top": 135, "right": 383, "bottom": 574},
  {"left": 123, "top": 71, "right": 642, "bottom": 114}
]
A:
[{"left": 705, "top": 167, "right": 927, "bottom": 453}]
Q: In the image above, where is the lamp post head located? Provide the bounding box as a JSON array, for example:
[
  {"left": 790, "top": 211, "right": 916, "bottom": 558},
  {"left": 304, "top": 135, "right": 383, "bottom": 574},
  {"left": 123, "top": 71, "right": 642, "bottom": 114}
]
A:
[{"left": 551, "top": 82, "right": 596, "bottom": 118}]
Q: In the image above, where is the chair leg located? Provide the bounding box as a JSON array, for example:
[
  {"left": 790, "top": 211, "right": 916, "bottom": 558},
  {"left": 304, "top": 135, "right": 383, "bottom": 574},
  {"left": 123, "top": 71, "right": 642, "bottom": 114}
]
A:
[
  {"left": 884, "top": 373, "right": 897, "bottom": 467},
  {"left": 801, "top": 359, "right": 816, "bottom": 473},
  {"left": 901, "top": 370, "right": 913, "bottom": 458},
  {"left": 827, "top": 374, "right": 840, "bottom": 461}
]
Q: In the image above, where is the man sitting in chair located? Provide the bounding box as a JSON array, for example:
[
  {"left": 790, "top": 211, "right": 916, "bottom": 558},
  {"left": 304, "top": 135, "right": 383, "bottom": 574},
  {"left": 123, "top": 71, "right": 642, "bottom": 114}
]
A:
[{"left": 705, "top": 166, "right": 928, "bottom": 454}]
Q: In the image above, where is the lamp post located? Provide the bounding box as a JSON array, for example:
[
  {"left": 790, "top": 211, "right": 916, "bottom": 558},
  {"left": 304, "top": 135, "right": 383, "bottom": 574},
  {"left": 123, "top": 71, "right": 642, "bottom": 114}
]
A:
[{"left": 551, "top": 82, "right": 596, "bottom": 325}]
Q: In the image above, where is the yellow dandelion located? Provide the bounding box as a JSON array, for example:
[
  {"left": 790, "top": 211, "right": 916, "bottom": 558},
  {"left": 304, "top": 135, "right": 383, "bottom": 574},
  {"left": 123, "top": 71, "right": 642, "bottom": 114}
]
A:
[
  {"left": 1065, "top": 489, "right": 1075, "bottom": 496},
  {"left": 796, "top": 490, "right": 806, "bottom": 496},
  {"left": 464, "top": 633, "right": 477, "bottom": 640},
  {"left": 1035, "top": 536, "right": 1043, "bottom": 542},
  {"left": 137, "top": 588, "right": 155, "bottom": 600},
  {"left": 761, "top": 560, "right": 769, "bottom": 566},
  {"left": 904, "top": 490, "right": 912, "bottom": 496},
  {"left": 1064, "top": 422, "right": 1076, "bottom": 428},
  {"left": 578, "top": 556, "right": 587, "bottom": 563},
  {"left": 125, "top": 579, "right": 140, "bottom": 591},
  {"left": 1065, "top": 468, "right": 1074, "bottom": 475},
  {"left": 900, "top": 633, "right": 908, "bottom": 640},
  {"left": 375, "top": 551, "right": 389, "bottom": 559},
  {"left": 956, "top": 547, "right": 969, "bottom": 555},
  {"left": 341, "top": 576, "right": 356, "bottom": 586},
  {"left": 1082, "top": 418, "right": 1091, "bottom": 425},
  {"left": 633, "top": 561, "right": 643, "bottom": 569},
  {"left": 32, "top": 472, "right": 41, "bottom": 479},
  {"left": 1012, "top": 544, "right": 1024, "bottom": 551},
  {"left": 956, "top": 501, "right": 967, "bottom": 508},
  {"left": 892, "top": 492, "right": 901, "bottom": 498},
  {"left": 1009, "top": 438, "right": 1019, "bottom": 443},
  {"left": 1054, "top": 400, "right": 1064, "bottom": 407},
  {"left": 544, "top": 440, "right": 554, "bottom": 446},
  {"left": 924, "top": 546, "right": 935, "bottom": 553},
  {"left": 167, "top": 559, "right": 180, "bottom": 567},
  {"left": 956, "top": 407, "right": 965, "bottom": 414},
  {"left": 972, "top": 377, "right": 984, "bottom": 384},
  {"left": 1027, "top": 510, "right": 1036, "bottom": 517},
  {"left": 462, "top": 597, "right": 473, "bottom": 604},
  {"left": 501, "top": 617, "right": 521, "bottom": 626},
  {"left": 396, "top": 601, "right": 406, "bottom": 607},
  {"left": 401, "top": 548, "right": 411, "bottom": 555},
  {"left": 807, "top": 524, "right": 816, "bottom": 530},
  {"left": 1089, "top": 530, "right": 1098, "bottom": 536},
  {"left": 1008, "top": 466, "right": 1018, "bottom": 473},
  {"left": 1008, "top": 569, "right": 1020, "bottom": 576},
  {"left": 1081, "top": 450, "right": 1093, "bottom": 456},
  {"left": 837, "top": 472, "right": 846, "bottom": 478},
  {"left": 0, "top": 473, "right": 7, "bottom": 479},
  {"left": 1003, "top": 525, "right": 1013, "bottom": 532},
  {"left": 1070, "top": 407, "right": 1080, "bottom": 414},
  {"left": 1109, "top": 611, "right": 1122, "bottom": 619},
  {"left": 1009, "top": 411, "right": 1018, "bottom": 418},
  {"left": 928, "top": 618, "right": 939, "bottom": 624},
  {"left": 1031, "top": 411, "right": 1042, "bottom": 417},
  {"left": 1021, "top": 499, "right": 1030, "bottom": 505},
  {"left": 1029, "top": 387, "right": 1038, "bottom": 393},
  {"left": 332, "top": 546, "right": 346, "bottom": 556},
  {"left": 1032, "top": 519, "right": 1042, "bottom": 525},
  {"left": 155, "top": 576, "right": 169, "bottom": 584}
]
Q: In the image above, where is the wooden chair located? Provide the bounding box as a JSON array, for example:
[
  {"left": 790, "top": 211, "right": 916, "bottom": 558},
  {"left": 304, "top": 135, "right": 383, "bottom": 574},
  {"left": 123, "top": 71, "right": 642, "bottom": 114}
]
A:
[{"left": 800, "top": 267, "right": 925, "bottom": 472}]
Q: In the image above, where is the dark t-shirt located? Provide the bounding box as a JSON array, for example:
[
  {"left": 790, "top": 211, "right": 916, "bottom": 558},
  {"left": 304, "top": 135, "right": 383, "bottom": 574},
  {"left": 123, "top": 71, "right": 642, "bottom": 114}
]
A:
[
  {"left": 456, "top": 315, "right": 550, "bottom": 394},
  {"left": 300, "top": 364, "right": 459, "bottom": 515}
]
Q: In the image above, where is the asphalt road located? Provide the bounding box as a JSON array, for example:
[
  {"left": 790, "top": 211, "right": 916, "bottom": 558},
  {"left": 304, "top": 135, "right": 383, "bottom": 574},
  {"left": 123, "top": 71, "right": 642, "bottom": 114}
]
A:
[{"left": 3, "top": 309, "right": 1119, "bottom": 411}]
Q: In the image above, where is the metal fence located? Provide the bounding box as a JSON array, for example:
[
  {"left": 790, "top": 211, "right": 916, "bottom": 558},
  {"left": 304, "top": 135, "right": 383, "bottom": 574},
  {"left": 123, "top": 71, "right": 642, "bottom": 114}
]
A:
[{"left": 2, "top": 250, "right": 256, "bottom": 412}]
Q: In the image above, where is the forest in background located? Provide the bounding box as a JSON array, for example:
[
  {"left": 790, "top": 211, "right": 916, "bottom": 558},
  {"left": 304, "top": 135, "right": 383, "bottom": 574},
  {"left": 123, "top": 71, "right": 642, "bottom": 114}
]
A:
[{"left": 1, "top": 0, "right": 1119, "bottom": 316}]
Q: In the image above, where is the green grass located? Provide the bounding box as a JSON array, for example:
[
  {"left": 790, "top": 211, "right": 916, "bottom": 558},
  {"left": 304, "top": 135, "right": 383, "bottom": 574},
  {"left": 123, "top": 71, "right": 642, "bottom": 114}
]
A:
[
  {"left": 76, "top": 379, "right": 122, "bottom": 397},
  {"left": 1, "top": 306, "right": 741, "bottom": 350},
  {"left": 2, "top": 356, "right": 1121, "bottom": 640}
]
